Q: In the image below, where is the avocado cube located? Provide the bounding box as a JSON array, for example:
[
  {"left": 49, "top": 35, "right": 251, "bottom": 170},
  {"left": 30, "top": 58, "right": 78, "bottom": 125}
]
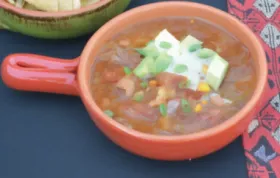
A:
[{"left": 206, "top": 55, "right": 229, "bottom": 91}]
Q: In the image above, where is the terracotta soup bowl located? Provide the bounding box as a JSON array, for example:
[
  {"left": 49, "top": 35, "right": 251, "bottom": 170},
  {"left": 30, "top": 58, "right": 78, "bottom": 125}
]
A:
[
  {"left": 1, "top": 2, "right": 267, "bottom": 160},
  {"left": 0, "top": 0, "right": 131, "bottom": 39}
]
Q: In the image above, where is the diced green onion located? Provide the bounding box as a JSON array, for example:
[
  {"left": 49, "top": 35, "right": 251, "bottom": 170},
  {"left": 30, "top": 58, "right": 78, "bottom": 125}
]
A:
[
  {"left": 123, "top": 67, "right": 132, "bottom": 75},
  {"left": 133, "top": 91, "right": 144, "bottom": 102},
  {"left": 181, "top": 99, "right": 191, "bottom": 113},
  {"left": 159, "top": 103, "right": 167, "bottom": 117},
  {"left": 160, "top": 41, "right": 172, "bottom": 49},
  {"left": 197, "top": 48, "right": 215, "bottom": 58},
  {"left": 181, "top": 98, "right": 189, "bottom": 105},
  {"left": 104, "top": 110, "right": 114, "bottom": 117},
  {"left": 140, "top": 81, "right": 148, "bottom": 89},
  {"left": 188, "top": 44, "right": 202, "bottom": 52},
  {"left": 174, "top": 64, "right": 188, "bottom": 73}
]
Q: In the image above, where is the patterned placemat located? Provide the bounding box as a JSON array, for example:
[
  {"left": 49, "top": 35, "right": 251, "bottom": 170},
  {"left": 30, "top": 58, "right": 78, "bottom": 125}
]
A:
[{"left": 228, "top": 0, "right": 280, "bottom": 177}]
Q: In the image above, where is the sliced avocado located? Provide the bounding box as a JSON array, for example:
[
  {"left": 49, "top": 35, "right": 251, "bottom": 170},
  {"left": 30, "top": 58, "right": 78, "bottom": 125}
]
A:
[
  {"left": 153, "top": 53, "right": 173, "bottom": 75},
  {"left": 206, "top": 55, "right": 229, "bottom": 91},
  {"left": 133, "top": 56, "right": 155, "bottom": 79},
  {"left": 136, "top": 41, "right": 160, "bottom": 58},
  {"left": 180, "top": 35, "right": 203, "bottom": 53},
  {"left": 197, "top": 48, "right": 216, "bottom": 58}
]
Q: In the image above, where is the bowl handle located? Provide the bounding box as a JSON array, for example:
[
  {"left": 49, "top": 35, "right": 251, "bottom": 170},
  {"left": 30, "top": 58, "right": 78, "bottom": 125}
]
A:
[{"left": 1, "top": 54, "right": 80, "bottom": 96}]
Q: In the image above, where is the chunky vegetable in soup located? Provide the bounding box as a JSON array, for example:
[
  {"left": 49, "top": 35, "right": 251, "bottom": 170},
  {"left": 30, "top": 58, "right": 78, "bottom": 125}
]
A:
[{"left": 90, "top": 17, "right": 256, "bottom": 135}]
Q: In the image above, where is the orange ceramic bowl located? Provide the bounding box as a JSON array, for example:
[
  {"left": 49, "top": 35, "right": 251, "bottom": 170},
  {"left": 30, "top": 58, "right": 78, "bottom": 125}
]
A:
[{"left": 1, "top": 2, "right": 267, "bottom": 160}]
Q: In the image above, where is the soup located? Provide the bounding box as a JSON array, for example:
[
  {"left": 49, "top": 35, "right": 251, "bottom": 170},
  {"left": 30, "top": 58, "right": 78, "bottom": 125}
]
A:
[
  {"left": 5, "top": 0, "right": 100, "bottom": 11},
  {"left": 90, "top": 17, "right": 256, "bottom": 136}
]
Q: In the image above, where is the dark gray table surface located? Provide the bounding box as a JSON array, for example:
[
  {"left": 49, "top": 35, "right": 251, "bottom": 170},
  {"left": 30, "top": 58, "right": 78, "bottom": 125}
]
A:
[{"left": 0, "top": 0, "right": 248, "bottom": 178}]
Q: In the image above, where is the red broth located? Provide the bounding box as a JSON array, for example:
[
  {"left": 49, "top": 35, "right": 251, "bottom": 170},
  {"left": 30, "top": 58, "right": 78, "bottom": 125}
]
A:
[{"left": 90, "top": 17, "right": 256, "bottom": 135}]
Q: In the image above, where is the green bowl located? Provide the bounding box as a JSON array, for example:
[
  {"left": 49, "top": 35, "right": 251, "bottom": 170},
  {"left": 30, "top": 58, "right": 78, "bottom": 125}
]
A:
[{"left": 0, "top": 0, "right": 131, "bottom": 39}]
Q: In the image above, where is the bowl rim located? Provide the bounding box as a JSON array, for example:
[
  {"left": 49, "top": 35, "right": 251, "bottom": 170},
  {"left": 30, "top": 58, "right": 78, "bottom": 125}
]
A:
[
  {"left": 78, "top": 1, "right": 267, "bottom": 142},
  {"left": 0, "top": 0, "right": 114, "bottom": 18}
]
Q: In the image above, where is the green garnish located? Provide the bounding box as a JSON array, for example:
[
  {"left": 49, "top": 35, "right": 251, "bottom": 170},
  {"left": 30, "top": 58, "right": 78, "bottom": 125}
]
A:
[
  {"left": 133, "top": 91, "right": 144, "bottom": 102},
  {"left": 124, "top": 67, "right": 132, "bottom": 75},
  {"left": 134, "top": 40, "right": 173, "bottom": 78},
  {"left": 205, "top": 54, "right": 229, "bottom": 91},
  {"left": 159, "top": 103, "right": 167, "bottom": 117},
  {"left": 181, "top": 99, "right": 189, "bottom": 105},
  {"left": 188, "top": 44, "right": 202, "bottom": 52},
  {"left": 197, "top": 48, "right": 215, "bottom": 58},
  {"left": 174, "top": 64, "right": 188, "bottom": 73},
  {"left": 140, "top": 81, "right": 148, "bottom": 89},
  {"left": 136, "top": 41, "right": 160, "bottom": 58},
  {"left": 160, "top": 41, "right": 172, "bottom": 49},
  {"left": 104, "top": 110, "right": 114, "bottom": 117},
  {"left": 180, "top": 35, "right": 203, "bottom": 53},
  {"left": 133, "top": 56, "right": 155, "bottom": 79},
  {"left": 178, "top": 80, "right": 191, "bottom": 89},
  {"left": 181, "top": 99, "right": 191, "bottom": 113},
  {"left": 153, "top": 52, "right": 173, "bottom": 75}
]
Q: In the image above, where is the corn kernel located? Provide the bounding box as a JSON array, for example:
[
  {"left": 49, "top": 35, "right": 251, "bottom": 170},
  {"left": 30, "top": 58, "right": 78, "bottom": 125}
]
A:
[
  {"left": 202, "top": 65, "right": 208, "bottom": 74},
  {"left": 194, "top": 104, "right": 202, "bottom": 112},
  {"left": 202, "top": 100, "right": 208, "bottom": 105},
  {"left": 190, "top": 19, "right": 195, "bottom": 24},
  {"left": 198, "top": 82, "right": 211, "bottom": 92},
  {"left": 149, "top": 80, "right": 158, "bottom": 87}
]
